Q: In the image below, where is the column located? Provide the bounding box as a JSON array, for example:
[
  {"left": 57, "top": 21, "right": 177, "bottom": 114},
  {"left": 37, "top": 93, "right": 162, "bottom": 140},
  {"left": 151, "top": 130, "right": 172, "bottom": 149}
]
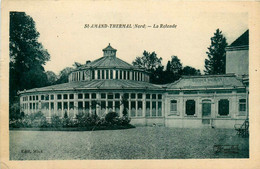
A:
[
  {"left": 74, "top": 93, "right": 78, "bottom": 118},
  {"left": 113, "top": 70, "right": 116, "bottom": 80},
  {"left": 95, "top": 70, "right": 98, "bottom": 80},
  {"left": 180, "top": 92, "right": 184, "bottom": 118},
  {"left": 120, "top": 93, "right": 123, "bottom": 117},
  {"left": 54, "top": 94, "right": 57, "bottom": 116},
  {"left": 142, "top": 93, "right": 146, "bottom": 117},
  {"left": 96, "top": 93, "right": 100, "bottom": 116},
  {"left": 49, "top": 96, "right": 51, "bottom": 118},
  {"left": 106, "top": 94, "right": 108, "bottom": 114},
  {"left": 162, "top": 93, "right": 165, "bottom": 117}
]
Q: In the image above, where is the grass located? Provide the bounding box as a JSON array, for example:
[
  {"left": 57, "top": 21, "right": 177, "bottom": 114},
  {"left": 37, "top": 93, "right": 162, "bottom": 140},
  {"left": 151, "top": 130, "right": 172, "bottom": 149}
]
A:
[{"left": 9, "top": 127, "right": 249, "bottom": 160}]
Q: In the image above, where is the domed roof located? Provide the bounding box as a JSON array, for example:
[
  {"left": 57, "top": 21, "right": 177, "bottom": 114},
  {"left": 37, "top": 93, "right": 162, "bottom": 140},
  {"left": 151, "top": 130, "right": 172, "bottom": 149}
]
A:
[
  {"left": 76, "top": 44, "right": 145, "bottom": 71},
  {"left": 80, "top": 55, "right": 136, "bottom": 69}
]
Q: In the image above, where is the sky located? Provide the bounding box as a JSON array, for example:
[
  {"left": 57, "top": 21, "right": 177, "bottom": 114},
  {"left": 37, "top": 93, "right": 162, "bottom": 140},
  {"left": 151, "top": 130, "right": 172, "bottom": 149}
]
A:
[{"left": 24, "top": 2, "right": 248, "bottom": 75}]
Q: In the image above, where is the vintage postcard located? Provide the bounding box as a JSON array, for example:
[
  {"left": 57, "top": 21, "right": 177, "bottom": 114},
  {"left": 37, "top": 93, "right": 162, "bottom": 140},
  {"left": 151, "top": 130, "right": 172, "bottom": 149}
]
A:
[{"left": 1, "top": 0, "right": 260, "bottom": 169}]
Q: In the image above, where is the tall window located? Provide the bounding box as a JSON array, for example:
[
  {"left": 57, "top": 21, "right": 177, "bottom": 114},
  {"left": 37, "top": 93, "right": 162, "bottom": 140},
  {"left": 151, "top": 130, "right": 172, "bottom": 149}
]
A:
[
  {"left": 124, "top": 71, "right": 126, "bottom": 79},
  {"left": 97, "top": 70, "right": 100, "bottom": 79},
  {"left": 110, "top": 70, "right": 113, "bottom": 79},
  {"left": 102, "top": 70, "right": 105, "bottom": 79},
  {"left": 116, "top": 70, "right": 118, "bottom": 79},
  {"left": 186, "top": 100, "right": 195, "bottom": 116},
  {"left": 106, "top": 70, "right": 109, "bottom": 79},
  {"left": 239, "top": 99, "right": 246, "bottom": 115},
  {"left": 218, "top": 99, "right": 229, "bottom": 116},
  {"left": 170, "top": 100, "right": 177, "bottom": 114},
  {"left": 127, "top": 71, "right": 130, "bottom": 80},
  {"left": 120, "top": 70, "right": 122, "bottom": 79},
  {"left": 92, "top": 70, "right": 95, "bottom": 79}
]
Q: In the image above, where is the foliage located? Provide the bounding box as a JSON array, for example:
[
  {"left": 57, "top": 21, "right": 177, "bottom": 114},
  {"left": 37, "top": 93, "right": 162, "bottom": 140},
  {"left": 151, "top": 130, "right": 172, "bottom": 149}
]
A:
[
  {"left": 9, "top": 111, "right": 48, "bottom": 128},
  {"left": 132, "top": 50, "right": 162, "bottom": 72},
  {"left": 150, "top": 65, "right": 166, "bottom": 84},
  {"left": 51, "top": 115, "right": 63, "bottom": 128},
  {"left": 105, "top": 112, "right": 119, "bottom": 124},
  {"left": 182, "top": 66, "right": 201, "bottom": 76},
  {"left": 75, "top": 113, "right": 99, "bottom": 127},
  {"left": 9, "top": 101, "right": 24, "bottom": 120},
  {"left": 46, "top": 71, "right": 58, "bottom": 85},
  {"left": 167, "top": 56, "right": 183, "bottom": 75},
  {"left": 55, "top": 67, "right": 74, "bottom": 84},
  {"left": 132, "top": 51, "right": 203, "bottom": 84},
  {"left": 204, "top": 29, "right": 228, "bottom": 75},
  {"left": 9, "top": 12, "right": 50, "bottom": 104}
]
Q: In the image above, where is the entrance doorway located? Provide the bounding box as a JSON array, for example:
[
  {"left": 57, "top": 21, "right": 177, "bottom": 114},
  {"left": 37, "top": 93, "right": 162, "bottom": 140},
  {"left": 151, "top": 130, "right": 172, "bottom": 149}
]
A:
[{"left": 202, "top": 99, "right": 212, "bottom": 125}]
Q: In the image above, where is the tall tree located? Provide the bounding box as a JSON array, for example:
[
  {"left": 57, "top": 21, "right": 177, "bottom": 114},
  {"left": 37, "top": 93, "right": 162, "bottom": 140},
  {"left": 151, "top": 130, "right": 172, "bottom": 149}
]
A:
[
  {"left": 165, "top": 55, "right": 183, "bottom": 82},
  {"left": 9, "top": 12, "right": 50, "bottom": 103},
  {"left": 132, "top": 50, "right": 162, "bottom": 71},
  {"left": 56, "top": 67, "right": 74, "bottom": 84},
  {"left": 204, "top": 29, "right": 228, "bottom": 74},
  {"left": 182, "top": 66, "right": 201, "bottom": 76},
  {"left": 46, "top": 71, "right": 58, "bottom": 85}
]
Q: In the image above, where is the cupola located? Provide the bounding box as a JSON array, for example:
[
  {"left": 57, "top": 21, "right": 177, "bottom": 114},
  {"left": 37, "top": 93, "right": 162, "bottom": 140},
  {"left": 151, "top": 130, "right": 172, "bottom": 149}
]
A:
[{"left": 102, "top": 43, "right": 117, "bottom": 57}]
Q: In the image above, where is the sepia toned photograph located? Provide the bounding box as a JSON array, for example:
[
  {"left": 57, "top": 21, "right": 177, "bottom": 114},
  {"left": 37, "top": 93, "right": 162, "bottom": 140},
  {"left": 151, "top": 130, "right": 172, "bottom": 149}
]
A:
[{"left": 1, "top": 1, "right": 260, "bottom": 168}]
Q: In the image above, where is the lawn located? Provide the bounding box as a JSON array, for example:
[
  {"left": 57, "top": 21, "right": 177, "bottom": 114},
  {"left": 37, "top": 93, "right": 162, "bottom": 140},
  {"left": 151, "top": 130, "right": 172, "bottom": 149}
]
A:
[{"left": 9, "top": 127, "right": 249, "bottom": 160}]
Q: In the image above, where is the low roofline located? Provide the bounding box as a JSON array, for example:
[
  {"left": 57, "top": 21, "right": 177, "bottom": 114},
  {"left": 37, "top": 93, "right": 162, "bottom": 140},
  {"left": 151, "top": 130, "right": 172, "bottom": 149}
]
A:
[
  {"left": 226, "top": 45, "right": 249, "bottom": 51},
  {"left": 181, "top": 73, "right": 236, "bottom": 79},
  {"left": 166, "top": 86, "right": 246, "bottom": 91}
]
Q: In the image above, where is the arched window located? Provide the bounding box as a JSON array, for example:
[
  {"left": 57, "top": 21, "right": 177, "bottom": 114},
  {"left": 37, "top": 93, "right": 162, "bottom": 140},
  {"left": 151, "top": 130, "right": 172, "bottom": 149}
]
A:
[
  {"left": 218, "top": 99, "right": 229, "bottom": 116},
  {"left": 186, "top": 100, "right": 195, "bottom": 116}
]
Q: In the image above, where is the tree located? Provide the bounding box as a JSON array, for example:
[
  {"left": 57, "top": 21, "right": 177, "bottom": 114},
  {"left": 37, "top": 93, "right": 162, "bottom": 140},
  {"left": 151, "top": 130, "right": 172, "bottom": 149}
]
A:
[
  {"left": 56, "top": 67, "right": 74, "bottom": 84},
  {"left": 132, "top": 50, "right": 162, "bottom": 71},
  {"left": 150, "top": 65, "right": 166, "bottom": 84},
  {"left": 46, "top": 71, "right": 57, "bottom": 85},
  {"left": 182, "top": 66, "right": 201, "bottom": 76},
  {"left": 9, "top": 12, "right": 50, "bottom": 104},
  {"left": 165, "top": 56, "right": 183, "bottom": 82},
  {"left": 204, "top": 29, "right": 228, "bottom": 74}
]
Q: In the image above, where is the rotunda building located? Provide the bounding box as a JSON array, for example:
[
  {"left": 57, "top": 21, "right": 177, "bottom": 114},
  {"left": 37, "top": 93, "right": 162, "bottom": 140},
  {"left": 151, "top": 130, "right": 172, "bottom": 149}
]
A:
[{"left": 19, "top": 44, "right": 165, "bottom": 126}]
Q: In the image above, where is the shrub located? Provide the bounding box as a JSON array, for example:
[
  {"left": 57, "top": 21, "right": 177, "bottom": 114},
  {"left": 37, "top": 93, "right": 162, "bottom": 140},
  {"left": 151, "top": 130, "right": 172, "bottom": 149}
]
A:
[
  {"left": 51, "top": 115, "right": 62, "bottom": 128},
  {"left": 9, "top": 111, "right": 50, "bottom": 128},
  {"left": 75, "top": 113, "right": 100, "bottom": 127},
  {"left": 9, "top": 102, "right": 24, "bottom": 120},
  {"left": 105, "top": 112, "right": 119, "bottom": 124},
  {"left": 62, "top": 117, "right": 74, "bottom": 127},
  {"left": 120, "top": 116, "right": 131, "bottom": 125}
]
